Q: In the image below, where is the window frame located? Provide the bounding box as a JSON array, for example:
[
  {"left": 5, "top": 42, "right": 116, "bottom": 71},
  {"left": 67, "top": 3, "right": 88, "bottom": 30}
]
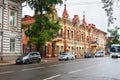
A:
[
  {"left": 9, "top": 9, "right": 17, "bottom": 27},
  {"left": 10, "top": 38, "right": 15, "bottom": 52}
]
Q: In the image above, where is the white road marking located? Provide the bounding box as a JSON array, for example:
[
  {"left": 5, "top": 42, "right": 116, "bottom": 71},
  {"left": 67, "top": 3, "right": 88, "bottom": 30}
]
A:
[
  {"left": 68, "top": 69, "right": 82, "bottom": 74},
  {"left": 21, "top": 67, "right": 45, "bottom": 71},
  {"left": 43, "top": 74, "right": 61, "bottom": 80},
  {"left": 0, "top": 71, "right": 14, "bottom": 75},
  {"left": 48, "top": 62, "right": 78, "bottom": 67},
  {"left": 68, "top": 61, "right": 111, "bottom": 74}
]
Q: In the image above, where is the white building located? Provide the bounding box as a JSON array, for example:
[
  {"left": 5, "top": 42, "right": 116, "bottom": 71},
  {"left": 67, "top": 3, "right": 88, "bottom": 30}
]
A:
[{"left": 0, "top": 0, "right": 22, "bottom": 61}]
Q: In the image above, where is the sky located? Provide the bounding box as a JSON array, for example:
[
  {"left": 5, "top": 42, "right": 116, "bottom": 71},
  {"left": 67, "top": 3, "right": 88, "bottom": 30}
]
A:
[{"left": 22, "top": 0, "right": 120, "bottom": 34}]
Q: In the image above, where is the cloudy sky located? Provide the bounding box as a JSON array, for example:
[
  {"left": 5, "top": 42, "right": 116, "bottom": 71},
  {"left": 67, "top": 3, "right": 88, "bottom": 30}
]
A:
[{"left": 22, "top": 0, "right": 120, "bottom": 33}]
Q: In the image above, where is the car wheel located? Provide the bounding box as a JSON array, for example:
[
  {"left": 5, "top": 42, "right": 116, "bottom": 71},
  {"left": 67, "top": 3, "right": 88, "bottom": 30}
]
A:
[
  {"left": 37, "top": 58, "right": 41, "bottom": 63},
  {"left": 66, "top": 57, "right": 69, "bottom": 60},
  {"left": 25, "top": 59, "right": 30, "bottom": 64},
  {"left": 112, "top": 56, "right": 114, "bottom": 58},
  {"left": 59, "top": 59, "right": 61, "bottom": 61},
  {"left": 71, "top": 57, "right": 74, "bottom": 60}
]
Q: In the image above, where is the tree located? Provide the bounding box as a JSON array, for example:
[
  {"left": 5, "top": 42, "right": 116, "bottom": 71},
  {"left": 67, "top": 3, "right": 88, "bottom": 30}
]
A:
[
  {"left": 102, "top": 0, "right": 119, "bottom": 26},
  {"left": 22, "top": 0, "right": 63, "bottom": 57},
  {"left": 107, "top": 26, "right": 120, "bottom": 48}
]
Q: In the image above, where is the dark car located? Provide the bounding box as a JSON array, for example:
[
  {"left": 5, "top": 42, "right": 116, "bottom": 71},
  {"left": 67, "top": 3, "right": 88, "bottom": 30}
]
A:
[
  {"left": 84, "top": 52, "right": 94, "bottom": 58},
  {"left": 16, "top": 52, "right": 41, "bottom": 64}
]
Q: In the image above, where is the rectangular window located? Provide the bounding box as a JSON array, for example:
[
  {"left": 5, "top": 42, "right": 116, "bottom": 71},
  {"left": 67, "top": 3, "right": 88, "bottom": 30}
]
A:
[
  {"left": 10, "top": 10, "right": 17, "bottom": 27},
  {"left": 10, "top": 38, "right": 15, "bottom": 52},
  {"left": 0, "top": 7, "right": 2, "bottom": 25},
  {"left": 71, "top": 31, "right": 73, "bottom": 39}
]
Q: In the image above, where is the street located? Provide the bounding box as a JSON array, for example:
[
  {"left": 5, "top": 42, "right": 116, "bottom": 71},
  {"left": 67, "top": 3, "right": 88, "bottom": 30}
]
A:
[{"left": 0, "top": 56, "right": 120, "bottom": 80}]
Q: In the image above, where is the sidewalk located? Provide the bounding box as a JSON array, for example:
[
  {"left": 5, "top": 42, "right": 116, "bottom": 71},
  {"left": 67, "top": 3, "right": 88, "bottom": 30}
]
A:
[{"left": 0, "top": 57, "right": 58, "bottom": 66}]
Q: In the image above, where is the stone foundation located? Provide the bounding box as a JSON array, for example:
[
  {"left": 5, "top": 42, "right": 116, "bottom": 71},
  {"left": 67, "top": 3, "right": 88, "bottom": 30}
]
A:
[{"left": 0, "top": 54, "right": 21, "bottom": 62}]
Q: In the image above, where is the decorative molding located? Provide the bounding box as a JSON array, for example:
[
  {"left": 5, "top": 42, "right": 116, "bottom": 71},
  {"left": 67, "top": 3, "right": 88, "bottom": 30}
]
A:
[
  {"left": 8, "top": 4, "right": 19, "bottom": 10},
  {"left": 10, "top": 0, "right": 19, "bottom": 3}
]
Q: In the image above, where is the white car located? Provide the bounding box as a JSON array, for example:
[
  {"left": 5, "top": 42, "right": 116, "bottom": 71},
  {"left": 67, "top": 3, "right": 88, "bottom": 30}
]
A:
[
  {"left": 95, "top": 52, "right": 104, "bottom": 57},
  {"left": 58, "top": 52, "right": 75, "bottom": 61}
]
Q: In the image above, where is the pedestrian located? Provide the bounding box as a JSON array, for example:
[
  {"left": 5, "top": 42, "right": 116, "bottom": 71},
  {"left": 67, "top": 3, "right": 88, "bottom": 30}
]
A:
[{"left": 60, "top": 51, "right": 62, "bottom": 55}]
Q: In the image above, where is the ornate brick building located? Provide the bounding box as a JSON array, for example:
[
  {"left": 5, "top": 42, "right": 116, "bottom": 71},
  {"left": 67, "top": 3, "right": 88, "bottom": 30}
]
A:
[{"left": 22, "top": 5, "right": 107, "bottom": 58}]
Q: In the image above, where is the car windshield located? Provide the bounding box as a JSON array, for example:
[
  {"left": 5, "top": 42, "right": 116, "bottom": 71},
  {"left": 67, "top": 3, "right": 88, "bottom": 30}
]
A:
[
  {"left": 110, "top": 46, "right": 120, "bottom": 52},
  {"left": 61, "top": 52, "right": 70, "bottom": 55},
  {"left": 19, "top": 53, "right": 28, "bottom": 57},
  {"left": 96, "top": 52, "right": 100, "bottom": 54}
]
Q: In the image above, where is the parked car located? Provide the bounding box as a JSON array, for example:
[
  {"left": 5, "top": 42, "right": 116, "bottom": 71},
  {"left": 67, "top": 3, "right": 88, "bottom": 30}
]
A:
[
  {"left": 84, "top": 52, "right": 94, "bottom": 58},
  {"left": 95, "top": 52, "right": 104, "bottom": 57},
  {"left": 58, "top": 52, "right": 75, "bottom": 61},
  {"left": 16, "top": 52, "right": 41, "bottom": 64}
]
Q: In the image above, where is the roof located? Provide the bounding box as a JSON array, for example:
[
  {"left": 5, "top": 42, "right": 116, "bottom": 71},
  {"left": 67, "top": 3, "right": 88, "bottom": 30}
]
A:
[
  {"left": 22, "top": 15, "right": 35, "bottom": 25},
  {"left": 62, "top": 4, "right": 69, "bottom": 18},
  {"left": 73, "top": 15, "right": 79, "bottom": 24},
  {"left": 82, "top": 14, "right": 87, "bottom": 25}
]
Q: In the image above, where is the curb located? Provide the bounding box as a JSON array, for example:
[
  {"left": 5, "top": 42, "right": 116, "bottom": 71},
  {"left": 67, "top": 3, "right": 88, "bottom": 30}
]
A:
[{"left": 0, "top": 58, "right": 58, "bottom": 66}]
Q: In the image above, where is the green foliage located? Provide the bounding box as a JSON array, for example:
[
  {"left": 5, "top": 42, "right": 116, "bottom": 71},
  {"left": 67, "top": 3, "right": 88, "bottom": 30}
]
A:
[
  {"left": 107, "top": 27, "right": 120, "bottom": 47},
  {"left": 24, "top": 0, "right": 63, "bottom": 14},
  {"left": 24, "top": 14, "right": 61, "bottom": 47},
  {"left": 102, "top": 0, "right": 120, "bottom": 26},
  {"left": 22, "top": 0, "right": 63, "bottom": 52}
]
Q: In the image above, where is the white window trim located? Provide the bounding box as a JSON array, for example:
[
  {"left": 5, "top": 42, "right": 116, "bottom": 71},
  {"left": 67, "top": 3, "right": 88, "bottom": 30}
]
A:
[
  {"left": 10, "top": 38, "right": 15, "bottom": 52},
  {"left": 9, "top": 9, "right": 17, "bottom": 27}
]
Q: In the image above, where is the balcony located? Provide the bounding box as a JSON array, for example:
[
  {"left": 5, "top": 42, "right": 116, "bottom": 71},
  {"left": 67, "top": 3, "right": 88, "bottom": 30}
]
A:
[
  {"left": 53, "top": 34, "right": 63, "bottom": 42},
  {"left": 90, "top": 41, "right": 97, "bottom": 47}
]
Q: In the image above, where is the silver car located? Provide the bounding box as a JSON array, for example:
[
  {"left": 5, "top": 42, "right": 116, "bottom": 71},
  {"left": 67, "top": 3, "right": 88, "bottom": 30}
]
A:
[
  {"left": 58, "top": 52, "right": 75, "bottom": 61},
  {"left": 95, "top": 52, "right": 104, "bottom": 57},
  {"left": 16, "top": 52, "right": 41, "bottom": 64}
]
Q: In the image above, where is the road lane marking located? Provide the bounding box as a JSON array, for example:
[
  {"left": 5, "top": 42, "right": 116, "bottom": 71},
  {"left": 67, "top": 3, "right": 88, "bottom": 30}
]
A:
[
  {"left": 21, "top": 67, "right": 45, "bottom": 71},
  {"left": 43, "top": 74, "right": 61, "bottom": 80},
  {"left": 68, "top": 69, "right": 82, "bottom": 74},
  {"left": 0, "top": 71, "right": 14, "bottom": 75},
  {"left": 48, "top": 62, "right": 78, "bottom": 67},
  {"left": 68, "top": 61, "right": 111, "bottom": 74}
]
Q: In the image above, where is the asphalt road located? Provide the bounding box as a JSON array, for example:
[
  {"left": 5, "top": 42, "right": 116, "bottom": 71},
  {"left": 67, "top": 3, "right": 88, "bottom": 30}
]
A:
[{"left": 0, "top": 56, "right": 120, "bottom": 80}]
